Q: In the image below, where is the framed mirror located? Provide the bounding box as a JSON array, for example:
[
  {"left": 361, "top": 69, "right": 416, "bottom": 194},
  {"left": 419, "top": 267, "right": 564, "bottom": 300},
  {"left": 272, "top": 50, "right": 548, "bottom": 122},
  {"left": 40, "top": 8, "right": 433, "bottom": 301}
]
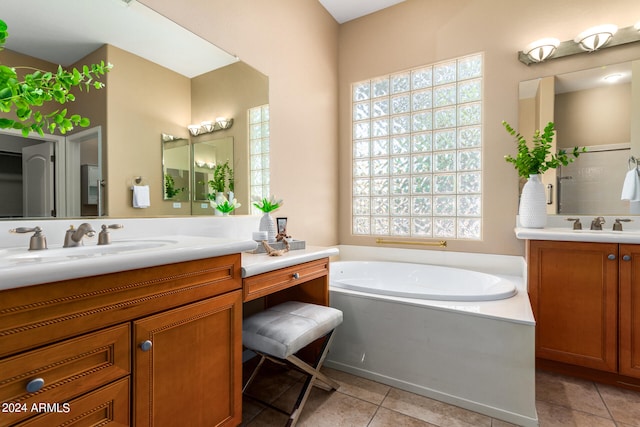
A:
[
  {"left": 162, "top": 135, "right": 190, "bottom": 201},
  {"left": 519, "top": 59, "right": 640, "bottom": 216}
]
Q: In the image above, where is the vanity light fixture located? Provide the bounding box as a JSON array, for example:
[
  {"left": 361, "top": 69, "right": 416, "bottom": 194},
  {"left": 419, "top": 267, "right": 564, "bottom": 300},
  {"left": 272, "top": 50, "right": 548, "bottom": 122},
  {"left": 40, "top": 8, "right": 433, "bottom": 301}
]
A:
[
  {"left": 574, "top": 24, "right": 617, "bottom": 51},
  {"left": 195, "top": 160, "right": 206, "bottom": 167},
  {"left": 187, "top": 118, "right": 234, "bottom": 136},
  {"left": 519, "top": 22, "right": 640, "bottom": 65},
  {"left": 523, "top": 38, "right": 560, "bottom": 63}
]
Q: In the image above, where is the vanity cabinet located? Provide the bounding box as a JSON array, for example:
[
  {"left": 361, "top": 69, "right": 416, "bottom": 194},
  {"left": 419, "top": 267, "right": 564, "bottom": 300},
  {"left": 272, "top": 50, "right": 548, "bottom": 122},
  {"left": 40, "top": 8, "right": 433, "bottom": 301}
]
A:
[
  {"left": 0, "top": 254, "right": 242, "bottom": 426},
  {"left": 527, "top": 240, "right": 640, "bottom": 385}
]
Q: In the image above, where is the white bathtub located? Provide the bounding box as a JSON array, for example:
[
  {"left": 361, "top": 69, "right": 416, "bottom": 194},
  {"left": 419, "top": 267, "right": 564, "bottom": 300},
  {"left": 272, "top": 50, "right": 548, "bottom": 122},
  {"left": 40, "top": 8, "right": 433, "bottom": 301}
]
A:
[
  {"left": 325, "top": 247, "right": 537, "bottom": 427},
  {"left": 331, "top": 261, "right": 517, "bottom": 301}
]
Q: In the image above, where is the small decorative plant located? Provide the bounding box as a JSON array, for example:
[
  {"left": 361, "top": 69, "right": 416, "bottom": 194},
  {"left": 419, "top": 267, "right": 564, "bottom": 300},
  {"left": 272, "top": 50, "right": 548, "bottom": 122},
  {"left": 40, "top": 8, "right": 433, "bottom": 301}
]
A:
[
  {"left": 0, "top": 19, "right": 112, "bottom": 136},
  {"left": 502, "top": 121, "right": 586, "bottom": 178},
  {"left": 210, "top": 195, "right": 241, "bottom": 214},
  {"left": 252, "top": 195, "right": 283, "bottom": 213}
]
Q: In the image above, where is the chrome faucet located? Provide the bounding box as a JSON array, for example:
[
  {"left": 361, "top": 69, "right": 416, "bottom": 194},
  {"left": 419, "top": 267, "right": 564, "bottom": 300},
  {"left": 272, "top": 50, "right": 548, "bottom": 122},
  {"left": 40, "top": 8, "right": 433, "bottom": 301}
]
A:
[
  {"left": 64, "top": 223, "right": 96, "bottom": 247},
  {"left": 590, "top": 216, "right": 605, "bottom": 230}
]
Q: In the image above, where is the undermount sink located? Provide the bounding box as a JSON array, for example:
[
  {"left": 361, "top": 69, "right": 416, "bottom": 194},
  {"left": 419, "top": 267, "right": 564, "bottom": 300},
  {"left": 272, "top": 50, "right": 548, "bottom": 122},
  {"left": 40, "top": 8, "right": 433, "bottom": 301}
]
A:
[
  {"left": 0, "top": 239, "right": 179, "bottom": 263},
  {"left": 0, "top": 235, "right": 258, "bottom": 290}
]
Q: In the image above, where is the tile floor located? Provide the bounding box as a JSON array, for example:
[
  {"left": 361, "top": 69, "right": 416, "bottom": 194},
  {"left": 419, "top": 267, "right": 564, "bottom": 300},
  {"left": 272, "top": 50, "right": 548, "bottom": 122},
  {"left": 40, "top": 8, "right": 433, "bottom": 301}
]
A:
[{"left": 241, "top": 360, "right": 640, "bottom": 427}]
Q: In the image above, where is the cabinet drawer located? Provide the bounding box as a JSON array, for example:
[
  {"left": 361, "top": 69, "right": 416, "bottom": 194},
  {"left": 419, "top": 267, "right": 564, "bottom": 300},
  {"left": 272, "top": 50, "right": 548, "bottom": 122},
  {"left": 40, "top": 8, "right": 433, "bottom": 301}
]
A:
[
  {"left": 15, "top": 377, "right": 130, "bottom": 427},
  {"left": 0, "top": 324, "right": 130, "bottom": 427},
  {"left": 243, "top": 258, "right": 329, "bottom": 302}
]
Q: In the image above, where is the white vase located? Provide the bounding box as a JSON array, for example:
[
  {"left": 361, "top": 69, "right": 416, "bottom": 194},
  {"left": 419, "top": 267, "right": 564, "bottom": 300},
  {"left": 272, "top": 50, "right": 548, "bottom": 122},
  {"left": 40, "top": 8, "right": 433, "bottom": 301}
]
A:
[
  {"left": 519, "top": 174, "right": 547, "bottom": 228},
  {"left": 259, "top": 212, "right": 277, "bottom": 242},
  {"left": 213, "top": 192, "right": 226, "bottom": 216}
]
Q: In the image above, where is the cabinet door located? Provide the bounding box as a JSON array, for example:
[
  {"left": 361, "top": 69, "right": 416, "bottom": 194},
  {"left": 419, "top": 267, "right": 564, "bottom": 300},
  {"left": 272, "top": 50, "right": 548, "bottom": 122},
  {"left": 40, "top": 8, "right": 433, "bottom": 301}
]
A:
[
  {"left": 528, "top": 240, "right": 618, "bottom": 372},
  {"left": 620, "top": 244, "right": 640, "bottom": 378},
  {"left": 133, "top": 290, "right": 242, "bottom": 427}
]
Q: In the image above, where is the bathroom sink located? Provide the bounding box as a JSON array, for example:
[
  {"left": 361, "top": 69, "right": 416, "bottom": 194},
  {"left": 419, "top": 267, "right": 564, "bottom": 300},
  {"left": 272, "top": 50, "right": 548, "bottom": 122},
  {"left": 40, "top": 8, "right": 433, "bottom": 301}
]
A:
[
  {"left": 516, "top": 226, "right": 640, "bottom": 244},
  {"left": 1, "top": 239, "right": 179, "bottom": 263},
  {"left": 0, "top": 235, "right": 258, "bottom": 290}
]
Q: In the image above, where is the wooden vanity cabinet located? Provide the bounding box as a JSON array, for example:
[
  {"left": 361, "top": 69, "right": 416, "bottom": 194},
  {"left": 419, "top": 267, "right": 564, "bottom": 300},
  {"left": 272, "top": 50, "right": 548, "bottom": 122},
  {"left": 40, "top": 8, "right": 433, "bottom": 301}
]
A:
[
  {"left": 527, "top": 240, "right": 640, "bottom": 386},
  {"left": 0, "top": 254, "right": 242, "bottom": 427}
]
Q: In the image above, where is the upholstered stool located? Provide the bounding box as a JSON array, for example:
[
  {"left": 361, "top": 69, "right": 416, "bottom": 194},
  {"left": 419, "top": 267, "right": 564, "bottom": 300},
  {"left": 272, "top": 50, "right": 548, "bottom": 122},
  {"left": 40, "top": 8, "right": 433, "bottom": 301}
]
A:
[{"left": 242, "top": 301, "right": 343, "bottom": 426}]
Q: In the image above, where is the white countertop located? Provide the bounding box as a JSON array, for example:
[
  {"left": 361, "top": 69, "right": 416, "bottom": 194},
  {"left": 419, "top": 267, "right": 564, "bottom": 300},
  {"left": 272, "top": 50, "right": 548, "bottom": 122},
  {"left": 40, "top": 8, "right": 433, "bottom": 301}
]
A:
[
  {"left": 515, "top": 227, "right": 640, "bottom": 244},
  {"left": 241, "top": 246, "right": 339, "bottom": 277},
  {"left": 0, "top": 235, "right": 257, "bottom": 290}
]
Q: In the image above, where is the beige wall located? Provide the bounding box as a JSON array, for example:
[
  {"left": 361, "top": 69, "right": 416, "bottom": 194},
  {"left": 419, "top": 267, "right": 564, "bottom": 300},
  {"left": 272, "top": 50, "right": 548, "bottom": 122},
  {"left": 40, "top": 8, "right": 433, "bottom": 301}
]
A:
[
  {"left": 555, "top": 83, "right": 631, "bottom": 148},
  {"left": 337, "top": 0, "right": 640, "bottom": 255},
  {"left": 191, "top": 61, "right": 269, "bottom": 215},
  {"left": 141, "top": 0, "right": 340, "bottom": 245},
  {"left": 105, "top": 45, "right": 192, "bottom": 217},
  {"left": 52, "top": 0, "right": 638, "bottom": 254}
]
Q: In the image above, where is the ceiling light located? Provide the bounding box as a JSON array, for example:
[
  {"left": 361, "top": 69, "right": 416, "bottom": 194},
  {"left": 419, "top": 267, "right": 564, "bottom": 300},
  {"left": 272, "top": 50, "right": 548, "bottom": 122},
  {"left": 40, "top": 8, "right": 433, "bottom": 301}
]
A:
[
  {"left": 523, "top": 38, "right": 560, "bottom": 62},
  {"left": 574, "top": 24, "right": 618, "bottom": 51},
  {"left": 603, "top": 73, "right": 623, "bottom": 83}
]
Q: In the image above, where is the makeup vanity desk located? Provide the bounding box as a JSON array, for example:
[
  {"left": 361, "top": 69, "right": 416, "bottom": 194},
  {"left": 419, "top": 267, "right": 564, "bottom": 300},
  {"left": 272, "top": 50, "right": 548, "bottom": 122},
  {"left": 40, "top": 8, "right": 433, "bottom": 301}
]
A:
[{"left": 241, "top": 246, "right": 339, "bottom": 306}]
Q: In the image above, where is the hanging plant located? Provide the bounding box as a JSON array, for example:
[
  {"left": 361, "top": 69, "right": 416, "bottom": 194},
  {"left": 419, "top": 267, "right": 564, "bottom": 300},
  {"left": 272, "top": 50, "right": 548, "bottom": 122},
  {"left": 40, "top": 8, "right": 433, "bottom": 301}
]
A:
[{"left": 0, "top": 18, "right": 112, "bottom": 136}]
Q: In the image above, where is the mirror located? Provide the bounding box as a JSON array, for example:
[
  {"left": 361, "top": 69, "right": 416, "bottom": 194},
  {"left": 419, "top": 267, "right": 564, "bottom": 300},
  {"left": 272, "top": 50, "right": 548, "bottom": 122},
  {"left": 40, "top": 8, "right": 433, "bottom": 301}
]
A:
[
  {"left": 191, "top": 137, "right": 234, "bottom": 216},
  {"left": 162, "top": 135, "right": 190, "bottom": 202},
  {"left": 0, "top": 126, "right": 101, "bottom": 218},
  {"left": 519, "top": 59, "right": 640, "bottom": 216},
  {"left": 1, "top": 0, "right": 268, "bottom": 219}
]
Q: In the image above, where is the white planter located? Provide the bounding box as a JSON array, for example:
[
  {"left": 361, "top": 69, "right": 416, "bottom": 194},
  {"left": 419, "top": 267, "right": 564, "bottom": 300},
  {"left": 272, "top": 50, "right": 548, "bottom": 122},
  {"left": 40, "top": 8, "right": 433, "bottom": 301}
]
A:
[
  {"left": 259, "top": 212, "right": 277, "bottom": 242},
  {"left": 519, "top": 174, "right": 547, "bottom": 228}
]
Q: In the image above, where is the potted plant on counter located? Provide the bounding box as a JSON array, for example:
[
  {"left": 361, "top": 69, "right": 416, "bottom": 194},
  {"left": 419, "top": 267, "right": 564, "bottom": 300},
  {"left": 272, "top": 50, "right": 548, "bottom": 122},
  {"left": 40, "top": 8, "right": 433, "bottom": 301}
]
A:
[
  {"left": 503, "top": 120, "right": 586, "bottom": 228},
  {"left": 252, "top": 195, "right": 283, "bottom": 242},
  {"left": 210, "top": 195, "right": 241, "bottom": 216}
]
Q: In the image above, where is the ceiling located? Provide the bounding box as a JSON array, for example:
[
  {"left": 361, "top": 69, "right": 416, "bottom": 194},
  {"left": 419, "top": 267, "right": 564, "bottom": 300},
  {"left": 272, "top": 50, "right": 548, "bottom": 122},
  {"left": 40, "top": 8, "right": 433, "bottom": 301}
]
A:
[
  {"left": 318, "top": 0, "right": 406, "bottom": 24},
  {"left": 1, "top": 0, "right": 238, "bottom": 78}
]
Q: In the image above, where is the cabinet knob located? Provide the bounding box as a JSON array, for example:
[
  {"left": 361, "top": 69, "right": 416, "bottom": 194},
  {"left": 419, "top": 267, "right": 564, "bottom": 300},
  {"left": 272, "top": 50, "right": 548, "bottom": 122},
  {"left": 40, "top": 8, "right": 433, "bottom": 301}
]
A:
[
  {"left": 292, "top": 272, "right": 300, "bottom": 279},
  {"left": 26, "top": 377, "right": 45, "bottom": 393},
  {"left": 140, "top": 340, "right": 153, "bottom": 352},
  {"left": 608, "top": 254, "right": 616, "bottom": 260},
  {"left": 623, "top": 255, "right": 632, "bottom": 262}
]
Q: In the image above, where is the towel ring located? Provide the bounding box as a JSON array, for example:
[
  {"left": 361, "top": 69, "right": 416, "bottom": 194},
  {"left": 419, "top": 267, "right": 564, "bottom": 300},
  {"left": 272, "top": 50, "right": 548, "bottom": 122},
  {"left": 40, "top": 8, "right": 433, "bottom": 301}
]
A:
[
  {"left": 129, "top": 176, "right": 148, "bottom": 189},
  {"left": 628, "top": 156, "right": 638, "bottom": 171}
]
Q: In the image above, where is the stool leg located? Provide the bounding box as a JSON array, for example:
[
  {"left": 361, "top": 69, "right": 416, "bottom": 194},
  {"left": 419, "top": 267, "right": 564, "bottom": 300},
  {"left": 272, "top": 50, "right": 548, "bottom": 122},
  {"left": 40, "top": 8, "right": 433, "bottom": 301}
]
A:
[{"left": 242, "top": 354, "right": 267, "bottom": 393}]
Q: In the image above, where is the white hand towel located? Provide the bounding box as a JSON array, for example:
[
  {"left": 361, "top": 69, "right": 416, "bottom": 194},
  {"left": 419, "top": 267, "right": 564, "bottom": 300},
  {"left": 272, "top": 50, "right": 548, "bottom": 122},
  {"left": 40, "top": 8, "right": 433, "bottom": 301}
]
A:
[
  {"left": 621, "top": 169, "right": 640, "bottom": 201},
  {"left": 133, "top": 185, "right": 151, "bottom": 208}
]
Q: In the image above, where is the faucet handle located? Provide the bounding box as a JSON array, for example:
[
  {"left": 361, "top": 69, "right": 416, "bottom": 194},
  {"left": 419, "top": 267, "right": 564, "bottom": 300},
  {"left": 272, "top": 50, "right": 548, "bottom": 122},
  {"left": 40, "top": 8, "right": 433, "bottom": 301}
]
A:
[
  {"left": 566, "top": 218, "right": 582, "bottom": 230},
  {"left": 98, "top": 224, "right": 124, "bottom": 245},
  {"left": 613, "top": 218, "right": 632, "bottom": 231},
  {"left": 9, "top": 226, "right": 48, "bottom": 250}
]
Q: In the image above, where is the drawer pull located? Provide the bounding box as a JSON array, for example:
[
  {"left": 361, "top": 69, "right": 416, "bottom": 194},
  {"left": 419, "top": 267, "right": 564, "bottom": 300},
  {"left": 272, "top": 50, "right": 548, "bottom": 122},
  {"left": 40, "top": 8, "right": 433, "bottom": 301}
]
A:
[
  {"left": 608, "top": 254, "right": 616, "bottom": 260},
  {"left": 26, "top": 378, "right": 45, "bottom": 393},
  {"left": 623, "top": 255, "right": 632, "bottom": 261},
  {"left": 140, "top": 340, "right": 153, "bottom": 352},
  {"left": 292, "top": 272, "right": 300, "bottom": 279}
]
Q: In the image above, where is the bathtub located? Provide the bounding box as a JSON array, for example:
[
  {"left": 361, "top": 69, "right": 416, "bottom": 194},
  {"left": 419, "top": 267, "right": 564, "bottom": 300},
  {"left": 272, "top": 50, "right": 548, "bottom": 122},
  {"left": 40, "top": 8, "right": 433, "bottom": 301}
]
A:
[
  {"left": 331, "top": 261, "right": 517, "bottom": 301},
  {"left": 325, "top": 247, "right": 537, "bottom": 427}
]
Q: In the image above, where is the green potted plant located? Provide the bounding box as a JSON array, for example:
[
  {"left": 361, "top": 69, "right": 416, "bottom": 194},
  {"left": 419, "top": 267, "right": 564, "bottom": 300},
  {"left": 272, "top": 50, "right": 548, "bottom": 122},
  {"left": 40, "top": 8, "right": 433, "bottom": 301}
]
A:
[
  {"left": 0, "top": 19, "right": 111, "bottom": 136},
  {"left": 503, "top": 121, "right": 585, "bottom": 228},
  {"left": 252, "top": 195, "right": 283, "bottom": 242},
  {"left": 164, "top": 173, "right": 184, "bottom": 199}
]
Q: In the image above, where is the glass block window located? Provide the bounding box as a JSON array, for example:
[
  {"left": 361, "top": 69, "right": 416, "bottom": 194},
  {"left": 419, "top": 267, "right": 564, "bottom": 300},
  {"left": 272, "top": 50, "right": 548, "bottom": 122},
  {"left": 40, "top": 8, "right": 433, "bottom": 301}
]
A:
[
  {"left": 249, "top": 104, "right": 270, "bottom": 214},
  {"left": 351, "top": 54, "right": 482, "bottom": 240}
]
